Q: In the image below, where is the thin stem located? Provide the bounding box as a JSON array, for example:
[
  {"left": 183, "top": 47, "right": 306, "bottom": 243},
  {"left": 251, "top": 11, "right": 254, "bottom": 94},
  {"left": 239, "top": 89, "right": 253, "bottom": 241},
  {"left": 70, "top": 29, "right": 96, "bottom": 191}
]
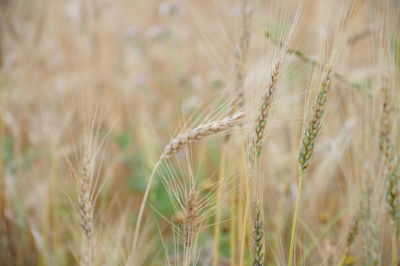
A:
[
  {"left": 230, "top": 181, "right": 237, "bottom": 266},
  {"left": 239, "top": 145, "right": 250, "bottom": 266},
  {"left": 212, "top": 144, "right": 227, "bottom": 266},
  {"left": 288, "top": 169, "right": 304, "bottom": 266},
  {"left": 392, "top": 227, "right": 398, "bottom": 266},
  {"left": 132, "top": 159, "right": 162, "bottom": 258}
]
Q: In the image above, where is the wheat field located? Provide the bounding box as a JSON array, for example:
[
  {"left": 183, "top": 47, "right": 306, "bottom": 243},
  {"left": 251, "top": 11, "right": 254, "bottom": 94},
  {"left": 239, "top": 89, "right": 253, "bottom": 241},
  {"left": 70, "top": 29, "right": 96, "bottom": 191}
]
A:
[{"left": 1, "top": 0, "right": 400, "bottom": 265}]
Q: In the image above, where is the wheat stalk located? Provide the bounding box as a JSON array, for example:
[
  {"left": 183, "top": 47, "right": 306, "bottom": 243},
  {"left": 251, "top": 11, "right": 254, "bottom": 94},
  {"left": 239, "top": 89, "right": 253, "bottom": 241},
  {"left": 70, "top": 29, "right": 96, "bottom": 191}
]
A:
[{"left": 213, "top": 1, "right": 254, "bottom": 264}]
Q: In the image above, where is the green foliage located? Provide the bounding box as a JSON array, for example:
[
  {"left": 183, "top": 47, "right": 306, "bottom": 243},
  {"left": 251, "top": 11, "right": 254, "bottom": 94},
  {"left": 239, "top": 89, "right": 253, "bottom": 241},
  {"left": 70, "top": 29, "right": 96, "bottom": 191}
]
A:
[{"left": 117, "top": 131, "right": 132, "bottom": 150}]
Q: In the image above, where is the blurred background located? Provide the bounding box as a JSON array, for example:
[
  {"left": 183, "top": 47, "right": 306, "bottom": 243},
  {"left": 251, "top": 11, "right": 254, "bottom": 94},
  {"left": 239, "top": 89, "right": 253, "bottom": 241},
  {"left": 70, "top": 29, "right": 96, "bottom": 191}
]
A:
[{"left": 0, "top": 0, "right": 399, "bottom": 265}]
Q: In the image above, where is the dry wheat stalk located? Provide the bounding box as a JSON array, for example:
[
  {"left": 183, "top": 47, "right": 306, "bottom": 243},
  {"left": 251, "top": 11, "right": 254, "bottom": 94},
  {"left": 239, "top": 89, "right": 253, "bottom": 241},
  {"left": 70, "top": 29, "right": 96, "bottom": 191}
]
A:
[
  {"left": 161, "top": 111, "right": 244, "bottom": 159},
  {"left": 78, "top": 153, "right": 94, "bottom": 266}
]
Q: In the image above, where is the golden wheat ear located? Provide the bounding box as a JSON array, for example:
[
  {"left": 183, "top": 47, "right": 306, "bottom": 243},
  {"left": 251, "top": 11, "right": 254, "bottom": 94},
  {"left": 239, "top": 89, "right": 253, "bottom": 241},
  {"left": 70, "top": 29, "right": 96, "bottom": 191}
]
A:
[{"left": 161, "top": 111, "right": 245, "bottom": 159}]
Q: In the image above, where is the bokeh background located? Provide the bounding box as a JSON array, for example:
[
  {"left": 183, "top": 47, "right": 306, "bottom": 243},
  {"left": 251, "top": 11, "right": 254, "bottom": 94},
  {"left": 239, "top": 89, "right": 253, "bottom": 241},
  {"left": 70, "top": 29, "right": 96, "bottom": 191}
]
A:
[{"left": 0, "top": 0, "right": 400, "bottom": 265}]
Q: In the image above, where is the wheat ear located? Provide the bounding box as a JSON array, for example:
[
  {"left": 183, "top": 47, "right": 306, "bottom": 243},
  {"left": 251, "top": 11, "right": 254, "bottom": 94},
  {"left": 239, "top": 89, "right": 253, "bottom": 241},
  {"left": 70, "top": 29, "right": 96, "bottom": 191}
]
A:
[
  {"left": 161, "top": 111, "right": 244, "bottom": 159},
  {"left": 78, "top": 154, "right": 94, "bottom": 266},
  {"left": 288, "top": 69, "right": 333, "bottom": 266},
  {"left": 182, "top": 189, "right": 199, "bottom": 266},
  {"left": 298, "top": 71, "right": 333, "bottom": 170},
  {"left": 339, "top": 214, "right": 360, "bottom": 266},
  {"left": 251, "top": 201, "right": 265, "bottom": 266},
  {"left": 132, "top": 111, "right": 244, "bottom": 257},
  {"left": 249, "top": 63, "right": 280, "bottom": 164},
  {"left": 379, "top": 85, "right": 393, "bottom": 165},
  {"left": 247, "top": 62, "right": 280, "bottom": 266},
  {"left": 379, "top": 83, "right": 400, "bottom": 265}
]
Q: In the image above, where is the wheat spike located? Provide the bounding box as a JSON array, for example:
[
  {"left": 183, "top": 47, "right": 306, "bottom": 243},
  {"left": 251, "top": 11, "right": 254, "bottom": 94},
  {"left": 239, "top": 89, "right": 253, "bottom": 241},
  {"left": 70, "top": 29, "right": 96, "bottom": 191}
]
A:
[
  {"left": 183, "top": 189, "right": 199, "bottom": 249},
  {"left": 298, "top": 70, "right": 333, "bottom": 170},
  {"left": 162, "top": 111, "right": 244, "bottom": 159},
  {"left": 78, "top": 154, "right": 94, "bottom": 266},
  {"left": 249, "top": 62, "right": 280, "bottom": 164},
  {"left": 379, "top": 85, "right": 393, "bottom": 164},
  {"left": 251, "top": 203, "right": 264, "bottom": 266},
  {"left": 387, "top": 168, "right": 400, "bottom": 222},
  {"left": 340, "top": 214, "right": 360, "bottom": 265},
  {"left": 379, "top": 84, "right": 399, "bottom": 221}
]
